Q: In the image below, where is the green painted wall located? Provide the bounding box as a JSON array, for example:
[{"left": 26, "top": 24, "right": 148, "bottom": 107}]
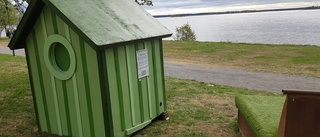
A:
[
  {"left": 24, "top": 5, "right": 167, "bottom": 137},
  {"left": 25, "top": 6, "right": 105, "bottom": 137},
  {"left": 102, "top": 39, "right": 166, "bottom": 136}
]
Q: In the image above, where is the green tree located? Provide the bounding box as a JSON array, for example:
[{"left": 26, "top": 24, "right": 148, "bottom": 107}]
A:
[
  {"left": 0, "top": 0, "right": 19, "bottom": 34},
  {"left": 174, "top": 23, "right": 197, "bottom": 41}
]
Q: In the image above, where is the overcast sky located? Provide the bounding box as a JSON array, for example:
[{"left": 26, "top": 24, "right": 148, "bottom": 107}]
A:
[{"left": 143, "top": 0, "right": 320, "bottom": 15}]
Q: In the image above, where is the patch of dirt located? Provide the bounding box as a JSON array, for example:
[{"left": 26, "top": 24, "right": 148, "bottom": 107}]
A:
[
  {"left": 197, "top": 121, "right": 237, "bottom": 137},
  {"left": 0, "top": 114, "right": 37, "bottom": 137},
  {"left": 165, "top": 58, "right": 235, "bottom": 69},
  {"left": 0, "top": 41, "right": 8, "bottom": 47},
  {"left": 190, "top": 94, "right": 233, "bottom": 106}
]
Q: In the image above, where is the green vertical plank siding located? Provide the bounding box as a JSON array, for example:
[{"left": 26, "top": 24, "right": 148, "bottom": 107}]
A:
[
  {"left": 136, "top": 43, "right": 145, "bottom": 122},
  {"left": 65, "top": 79, "right": 79, "bottom": 137},
  {"left": 54, "top": 78, "right": 69, "bottom": 136},
  {"left": 126, "top": 44, "right": 141, "bottom": 126},
  {"left": 25, "top": 33, "right": 48, "bottom": 131},
  {"left": 114, "top": 47, "right": 125, "bottom": 132},
  {"left": 64, "top": 18, "right": 83, "bottom": 137},
  {"left": 124, "top": 44, "right": 136, "bottom": 126},
  {"left": 85, "top": 42, "right": 105, "bottom": 137},
  {"left": 145, "top": 41, "right": 157, "bottom": 118},
  {"left": 70, "top": 29, "right": 92, "bottom": 137},
  {"left": 72, "top": 77, "right": 85, "bottom": 137},
  {"left": 43, "top": 7, "right": 65, "bottom": 135},
  {"left": 55, "top": 15, "right": 66, "bottom": 37},
  {"left": 105, "top": 48, "right": 122, "bottom": 137},
  {"left": 80, "top": 42, "right": 96, "bottom": 137},
  {"left": 38, "top": 10, "right": 59, "bottom": 134},
  {"left": 153, "top": 40, "right": 165, "bottom": 114},
  {"left": 159, "top": 40, "right": 167, "bottom": 111},
  {"left": 98, "top": 50, "right": 113, "bottom": 137},
  {"left": 151, "top": 40, "right": 160, "bottom": 115},
  {"left": 25, "top": 44, "right": 41, "bottom": 132},
  {"left": 52, "top": 11, "right": 70, "bottom": 135},
  {"left": 137, "top": 43, "right": 150, "bottom": 122},
  {"left": 50, "top": 76, "right": 62, "bottom": 135},
  {"left": 102, "top": 40, "right": 167, "bottom": 136},
  {"left": 42, "top": 7, "right": 54, "bottom": 36},
  {"left": 116, "top": 46, "right": 133, "bottom": 129},
  {"left": 46, "top": 8, "right": 64, "bottom": 135}
]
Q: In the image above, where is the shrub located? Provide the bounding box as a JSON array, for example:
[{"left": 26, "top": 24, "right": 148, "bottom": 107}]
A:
[{"left": 174, "top": 23, "right": 196, "bottom": 41}]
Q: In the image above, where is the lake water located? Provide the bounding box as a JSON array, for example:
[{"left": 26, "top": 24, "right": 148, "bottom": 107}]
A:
[{"left": 157, "top": 10, "right": 320, "bottom": 46}]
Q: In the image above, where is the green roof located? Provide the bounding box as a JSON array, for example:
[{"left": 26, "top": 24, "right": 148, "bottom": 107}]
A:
[{"left": 9, "top": 0, "right": 172, "bottom": 50}]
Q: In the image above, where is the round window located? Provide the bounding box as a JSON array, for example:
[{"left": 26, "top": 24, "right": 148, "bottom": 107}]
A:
[
  {"left": 51, "top": 42, "right": 70, "bottom": 71},
  {"left": 44, "top": 35, "right": 76, "bottom": 80}
]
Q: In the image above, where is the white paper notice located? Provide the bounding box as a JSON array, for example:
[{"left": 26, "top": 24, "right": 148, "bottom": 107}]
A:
[{"left": 136, "top": 49, "right": 149, "bottom": 79}]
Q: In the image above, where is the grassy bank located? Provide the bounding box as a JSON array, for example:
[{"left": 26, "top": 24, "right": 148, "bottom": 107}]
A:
[
  {"left": 163, "top": 41, "right": 320, "bottom": 77},
  {"left": 0, "top": 54, "right": 279, "bottom": 137}
]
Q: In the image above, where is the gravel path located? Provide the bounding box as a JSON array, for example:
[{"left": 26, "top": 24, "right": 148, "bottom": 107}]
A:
[
  {"left": 1, "top": 46, "right": 319, "bottom": 93},
  {"left": 164, "top": 62, "right": 320, "bottom": 93},
  {"left": 0, "top": 46, "right": 25, "bottom": 56}
]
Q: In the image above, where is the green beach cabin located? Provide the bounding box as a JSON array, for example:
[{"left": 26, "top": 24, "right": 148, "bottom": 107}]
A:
[{"left": 8, "top": 0, "right": 171, "bottom": 136}]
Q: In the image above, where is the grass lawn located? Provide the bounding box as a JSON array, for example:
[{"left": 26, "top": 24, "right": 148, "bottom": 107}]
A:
[
  {"left": 163, "top": 41, "right": 320, "bottom": 77},
  {"left": 133, "top": 78, "right": 279, "bottom": 137},
  {"left": 0, "top": 54, "right": 279, "bottom": 137},
  {"left": 0, "top": 54, "right": 37, "bottom": 136}
]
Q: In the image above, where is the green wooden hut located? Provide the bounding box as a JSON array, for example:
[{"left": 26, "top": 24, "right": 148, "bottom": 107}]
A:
[{"left": 8, "top": 0, "right": 171, "bottom": 137}]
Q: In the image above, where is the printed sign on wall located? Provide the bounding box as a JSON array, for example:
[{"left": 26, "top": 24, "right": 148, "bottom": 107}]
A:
[{"left": 136, "top": 49, "right": 149, "bottom": 79}]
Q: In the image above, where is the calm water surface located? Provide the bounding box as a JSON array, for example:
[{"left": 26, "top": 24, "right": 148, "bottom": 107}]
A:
[{"left": 157, "top": 10, "right": 320, "bottom": 46}]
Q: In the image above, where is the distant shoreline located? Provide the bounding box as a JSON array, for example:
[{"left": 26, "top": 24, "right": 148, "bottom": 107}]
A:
[{"left": 154, "top": 6, "right": 320, "bottom": 18}]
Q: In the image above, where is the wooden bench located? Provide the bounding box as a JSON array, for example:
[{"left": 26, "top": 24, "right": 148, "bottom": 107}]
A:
[
  {"left": 236, "top": 89, "right": 320, "bottom": 137},
  {"left": 278, "top": 89, "right": 320, "bottom": 137}
]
